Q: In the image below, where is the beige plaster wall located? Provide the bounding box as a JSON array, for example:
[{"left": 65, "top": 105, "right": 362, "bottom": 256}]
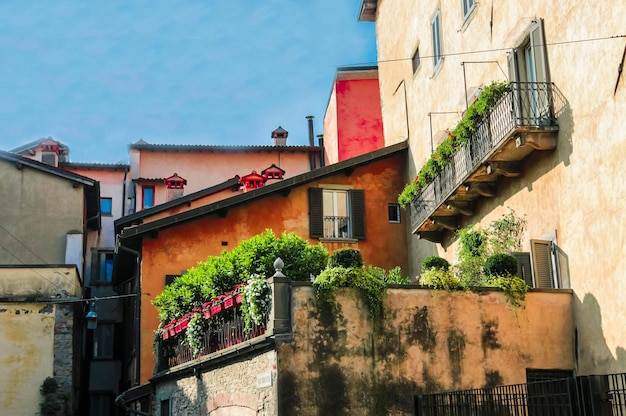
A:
[
  {"left": 323, "top": 84, "right": 340, "bottom": 165},
  {"left": 152, "top": 349, "right": 278, "bottom": 416},
  {"left": 0, "top": 266, "right": 82, "bottom": 298},
  {"left": 277, "top": 285, "right": 574, "bottom": 415},
  {"left": 0, "top": 160, "right": 84, "bottom": 264},
  {"left": 0, "top": 303, "right": 57, "bottom": 416},
  {"left": 373, "top": 0, "right": 626, "bottom": 374}
]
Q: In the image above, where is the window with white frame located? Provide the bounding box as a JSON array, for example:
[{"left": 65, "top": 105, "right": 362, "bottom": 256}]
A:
[
  {"left": 462, "top": 0, "right": 476, "bottom": 21},
  {"left": 388, "top": 204, "right": 401, "bottom": 223},
  {"left": 431, "top": 9, "right": 443, "bottom": 71},
  {"left": 308, "top": 188, "right": 366, "bottom": 240}
]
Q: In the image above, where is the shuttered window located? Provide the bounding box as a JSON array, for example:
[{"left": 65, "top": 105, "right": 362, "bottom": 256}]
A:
[
  {"left": 530, "top": 239, "right": 555, "bottom": 288},
  {"left": 511, "top": 252, "right": 533, "bottom": 287},
  {"left": 308, "top": 188, "right": 365, "bottom": 240}
]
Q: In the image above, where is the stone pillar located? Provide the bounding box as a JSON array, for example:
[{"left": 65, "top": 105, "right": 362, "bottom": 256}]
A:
[{"left": 267, "top": 258, "right": 291, "bottom": 336}]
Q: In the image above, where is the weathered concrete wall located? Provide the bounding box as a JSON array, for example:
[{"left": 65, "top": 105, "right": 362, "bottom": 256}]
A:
[
  {"left": 277, "top": 285, "right": 574, "bottom": 416},
  {"left": 153, "top": 349, "right": 278, "bottom": 416},
  {"left": 0, "top": 160, "right": 84, "bottom": 264},
  {"left": 138, "top": 152, "right": 408, "bottom": 383},
  {"left": 373, "top": 0, "right": 626, "bottom": 374},
  {"left": 0, "top": 302, "right": 78, "bottom": 416}
]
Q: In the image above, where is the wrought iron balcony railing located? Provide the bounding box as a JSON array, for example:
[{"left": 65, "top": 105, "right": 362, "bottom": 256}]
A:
[
  {"left": 410, "top": 82, "right": 565, "bottom": 237},
  {"left": 156, "top": 308, "right": 268, "bottom": 372},
  {"left": 324, "top": 215, "right": 350, "bottom": 239}
]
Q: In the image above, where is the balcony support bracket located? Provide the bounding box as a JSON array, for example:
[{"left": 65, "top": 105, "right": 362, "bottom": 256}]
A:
[
  {"left": 446, "top": 200, "right": 475, "bottom": 216},
  {"left": 515, "top": 132, "right": 558, "bottom": 150},
  {"left": 487, "top": 161, "right": 522, "bottom": 177},
  {"left": 417, "top": 231, "right": 446, "bottom": 243},
  {"left": 431, "top": 216, "right": 458, "bottom": 231}
]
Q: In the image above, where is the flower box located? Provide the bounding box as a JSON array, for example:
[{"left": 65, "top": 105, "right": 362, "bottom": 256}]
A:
[
  {"left": 162, "top": 325, "right": 170, "bottom": 340},
  {"left": 210, "top": 296, "right": 225, "bottom": 315},
  {"left": 234, "top": 291, "right": 243, "bottom": 305},
  {"left": 175, "top": 314, "right": 191, "bottom": 333},
  {"left": 223, "top": 292, "right": 235, "bottom": 310},
  {"left": 168, "top": 322, "right": 176, "bottom": 337},
  {"left": 202, "top": 302, "right": 212, "bottom": 319}
]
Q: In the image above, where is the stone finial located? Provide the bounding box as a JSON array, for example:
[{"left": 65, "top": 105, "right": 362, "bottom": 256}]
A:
[{"left": 273, "top": 258, "right": 286, "bottom": 277}]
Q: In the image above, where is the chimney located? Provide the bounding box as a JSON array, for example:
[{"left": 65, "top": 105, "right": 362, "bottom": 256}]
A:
[
  {"left": 306, "top": 115, "right": 315, "bottom": 147},
  {"left": 271, "top": 126, "right": 288, "bottom": 146},
  {"left": 317, "top": 134, "right": 325, "bottom": 167},
  {"left": 164, "top": 173, "right": 187, "bottom": 202}
]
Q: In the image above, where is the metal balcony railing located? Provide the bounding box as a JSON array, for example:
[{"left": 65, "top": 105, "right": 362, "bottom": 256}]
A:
[
  {"left": 324, "top": 215, "right": 350, "bottom": 239},
  {"left": 156, "top": 309, "right": 268, "bottom": 372},
  {"left": 410, "top": 82, "right": 565, "bottom": 233}
]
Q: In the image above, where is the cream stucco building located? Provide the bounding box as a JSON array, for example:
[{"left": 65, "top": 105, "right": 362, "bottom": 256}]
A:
[{"left": 359, "top": 0, "right": 626, "bottom": 375}]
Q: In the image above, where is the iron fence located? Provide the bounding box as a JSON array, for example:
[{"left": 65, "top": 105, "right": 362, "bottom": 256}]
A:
[
  {"left": 410, "top": 82, "right": 565, "bottom": 232},
  {"left": 415, "top": 373, "right": 626, "bottom": 416},
  {"left": 156, "top": 309, "right": 268, "bottom": 372}
]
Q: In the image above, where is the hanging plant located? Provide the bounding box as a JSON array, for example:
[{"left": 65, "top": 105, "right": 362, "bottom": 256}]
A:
[
  {"left": 398, "top": 81, "right": 511, "bottom": 207},
  {"left": 240, "top": 274, "right": 272, "bottom": 332},
  {"left": 185, "top": 312, "right": 205, "bottom": 358}
]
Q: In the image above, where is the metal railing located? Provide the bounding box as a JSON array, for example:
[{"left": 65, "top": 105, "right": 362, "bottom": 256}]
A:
[
  {"left": 410, "top": 82, "right": 565, "bottom": 232},
  {"left": 415, "top": 373, "right": 626, "bottom": 416},
  {"left": 156, "top": 309, "right": 268, "bottom": 372},
  {"left": 324, "top": 215, "right": 350, "bottom": 239}
]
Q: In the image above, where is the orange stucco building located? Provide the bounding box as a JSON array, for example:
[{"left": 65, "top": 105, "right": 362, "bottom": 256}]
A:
[{"left": 114, "top": 142, "right": 408, "bottom": 383}]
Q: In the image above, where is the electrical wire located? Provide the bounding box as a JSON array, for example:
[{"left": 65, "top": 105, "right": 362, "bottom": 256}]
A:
[{"left": 340, "top": 34, "right": 626, "bottom": 67}]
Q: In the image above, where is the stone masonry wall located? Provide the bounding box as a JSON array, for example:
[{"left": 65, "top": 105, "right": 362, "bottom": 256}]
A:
[{"left": 153, "top": 348, "right": 278, "bottom": 416}]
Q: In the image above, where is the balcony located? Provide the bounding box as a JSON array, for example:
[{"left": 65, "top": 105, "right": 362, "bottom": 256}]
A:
[{"left": 410, "top": 82, "right": 565, "bottom": 242}]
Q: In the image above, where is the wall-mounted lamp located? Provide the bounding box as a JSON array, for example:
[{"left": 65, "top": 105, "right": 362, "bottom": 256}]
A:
[{"left": 86, "top": 301, "right": 98, "bottom": 330}]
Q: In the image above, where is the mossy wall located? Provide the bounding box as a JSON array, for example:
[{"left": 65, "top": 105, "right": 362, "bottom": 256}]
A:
[{"left": 277, "top": 285, "right": 574, "bottom": 416}]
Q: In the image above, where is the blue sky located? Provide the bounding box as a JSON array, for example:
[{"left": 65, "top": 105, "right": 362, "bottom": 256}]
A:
[{"left": 0, "top": 1, "right": 377, "bottom": 163}]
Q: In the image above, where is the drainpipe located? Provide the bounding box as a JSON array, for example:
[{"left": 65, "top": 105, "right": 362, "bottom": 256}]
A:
[
  {"left": 122, "top": 166, "right": 129, "bottom": 216},
  {"left": 115, "top": 236, "right": 142, "bottom": 387}
]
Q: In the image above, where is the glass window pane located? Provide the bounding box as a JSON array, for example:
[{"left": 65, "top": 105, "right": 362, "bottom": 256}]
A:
[
  {"left": 100, "top": 198, "right": 112, "bottom": 215},
  {"left": 143, "top": 187, "right": 154, "bottom": 209}
]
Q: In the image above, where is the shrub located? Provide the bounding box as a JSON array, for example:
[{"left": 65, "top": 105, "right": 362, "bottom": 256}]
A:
[
  {"left": 153, "top": 230, "right": 328, "bottom": 323},
  {"left": 314, "top": 266, "right": 387, "bottom": 320},
  {"left": 484, "top": 275, "right": 529, "bottom": 307},
  {"left": 484, "top": 254, "right": 518, "bottom": 277},
  {"left": 328, "top": 248, "right": 364, "bottom": 269},
  {"left": 421, "top": 256, "right": 450, "bottom": 272},
  {"left": 419, "top": 269, "right": 467, "bottom": 291}
]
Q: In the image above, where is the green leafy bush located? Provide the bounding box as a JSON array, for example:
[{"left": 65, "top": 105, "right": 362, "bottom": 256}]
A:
[
  {"left": 484, "top": 254, "right": 518, "bottom": 277},
  {"left": 398, "top": 81, "right": 511, "bottom": 207},
  {"left": 419, "top": 269, "right": 467, "bottom": 291},
  {"left": 421, "top": 256, "right": 450, "bottom": 272},
  {"left": 328, "top": 248, "right": 364, "bottom": 268},
  {"left": 240, "top": 274, "right": 272, "bottom": 331},
  {"left": 484, "top": 275, "right": 529, "bottom": 308},
  {"left": 153, "top": 230, "right": 328, "bottom": 323},
  {"left": 314, "top": 266, "right": 387, "bottom": 320}
]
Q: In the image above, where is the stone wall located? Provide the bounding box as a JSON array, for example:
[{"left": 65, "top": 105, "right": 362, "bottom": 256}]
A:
[{"left": 153, "top": 348, "right": 278, "bottom": 416}]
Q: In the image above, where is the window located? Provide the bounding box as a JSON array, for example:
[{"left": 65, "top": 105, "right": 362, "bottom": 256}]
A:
[
  {"left": 431, "top": 9, "right": 443, "bottom": 71},
  {"left": 160, "top": 399, "right": 171, "bottom": 416},
  {"left": 507, "top": 19, "right": 549, "bottom": 84},
  {"left": 412, "top": 46, "right": 421, "bottom": 73},
  {"left": 92, "top": 251, "right": 114, "bottom": 283},
  {"left": 512, "top": 238, "right": 569, "bottom": 289},
  {"left": 142, "top": 186, "right": 155, "bottom": 209},
  {"left": 462, "top": 0, "right": 476, "bottom": 21},
  {"left": 93, "top": 323, "right": 114, "bottom": 359},
  {"left": 308, "top": 188, "right": 365, "bottom": 240},
  {"left": 100, "top": 197, "right": 112, "bottom": 216},
  {"left": 388, "top": 204, "right": 401, "bottom": 223},
  {"left": 165, "top": 274, "right": 179, "bottom": 286},
  {"left": 90, "top": 394, "right": 112, "bottom": 416}
]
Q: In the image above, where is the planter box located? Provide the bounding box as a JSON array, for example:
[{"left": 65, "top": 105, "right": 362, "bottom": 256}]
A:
[
  {"left": 202, "top": 302, "right": 212, "bottom": 319},
  {"left": 224, "top": 292, "right": 235, "bottom": 310},
  {"left": 211, "top": 296, "right": 225, "bottom": 315},
  {"left": 234, "top": 292, "right": 243, "bottom": 305}
]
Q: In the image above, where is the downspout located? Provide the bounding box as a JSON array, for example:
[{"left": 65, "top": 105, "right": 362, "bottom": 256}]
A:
[
  {"left": 122, "top": 166, "right": 129, "bottom": 217},
  {"left": 116, "top": 237, "right": 142, "bottom": 387}
]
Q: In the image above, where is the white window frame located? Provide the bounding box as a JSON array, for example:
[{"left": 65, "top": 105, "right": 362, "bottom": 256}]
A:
[
  {"left": 462, "top": 0, "right": 476, "bottom": 21},
  {"left": 323, "top": 189, "right": 351, "bottom": 239},
  {"left": 388, "top": 204, "right": 401, "bottom": 223},
  {"left": 431, "top": 9, "right": 443, "bottom": 72}
]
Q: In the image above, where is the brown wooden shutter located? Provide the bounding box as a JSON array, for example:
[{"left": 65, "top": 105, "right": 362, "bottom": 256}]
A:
[
  {"left": 529, "top": 18, "right": 550, "bottom": 83},
  {"left": 350, "top": 190, "right": 366, "bottom": 239},
  {"left": 511, "top": 252, "right": 533, "bottom": 287},
  {"left": 308, "top": 188, "right": 323, "bottom": 239},
  {"left": 530, "top": 239, "right": 554, "bottom": 288}
]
